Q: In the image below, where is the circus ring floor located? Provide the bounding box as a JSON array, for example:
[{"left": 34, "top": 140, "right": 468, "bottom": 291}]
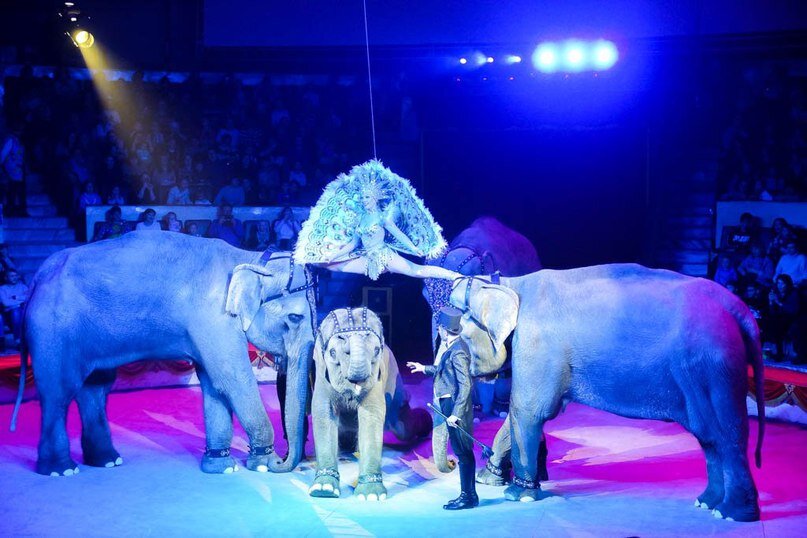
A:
[{"left": 1, "top": 380, "right": 805, "bottom": 538}]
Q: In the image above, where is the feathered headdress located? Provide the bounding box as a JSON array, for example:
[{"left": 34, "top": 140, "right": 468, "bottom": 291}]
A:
[{"left": 294, "top": 160, "right": 447, "bottom": 265}]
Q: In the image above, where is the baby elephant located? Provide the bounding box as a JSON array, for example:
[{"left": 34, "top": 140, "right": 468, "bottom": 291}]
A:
[{"left": 309, "top": 307, "right": 390, "bottom": 501}]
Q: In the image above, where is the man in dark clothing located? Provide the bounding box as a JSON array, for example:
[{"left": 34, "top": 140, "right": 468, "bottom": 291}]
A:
[{"left": 408, "top": 306, "right": 478, "bottom": 510}]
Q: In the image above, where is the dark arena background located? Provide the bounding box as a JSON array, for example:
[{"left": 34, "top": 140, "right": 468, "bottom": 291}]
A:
[{"left": 1, "top": 1, "right": 806, "bottom": 536}]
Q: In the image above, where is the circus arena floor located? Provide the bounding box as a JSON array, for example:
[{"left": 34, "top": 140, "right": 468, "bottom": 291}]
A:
[{"left": 1, "top": 380, "right": 805, "bottom": 538}]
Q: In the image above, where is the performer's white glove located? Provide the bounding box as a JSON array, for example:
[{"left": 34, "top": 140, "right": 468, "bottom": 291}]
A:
[
  {"left": 406, "top": 361, "right": 426, "bottom": 374},
  {"left": 446, "top": 415, "right": 460, "bottom": 428}
]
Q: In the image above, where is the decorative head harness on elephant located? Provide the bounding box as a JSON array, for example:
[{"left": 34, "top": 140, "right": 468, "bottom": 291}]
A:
[
  {"left": 448, "top": 275, "right": 518, "bottom": 376},
  {"left": 258, "top": 250, "right": 318, "bottom": 372},
  {"left": 423, "top": 246, "right": 495, "bottom": 343},
  {"left": 317, "top": 307, "right": 385, "bottom": 352}
]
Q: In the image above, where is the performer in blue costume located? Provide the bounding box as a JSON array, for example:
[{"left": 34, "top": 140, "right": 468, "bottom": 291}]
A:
[{"left": 294, "top": 160, "right": 461, "bottom": 281}]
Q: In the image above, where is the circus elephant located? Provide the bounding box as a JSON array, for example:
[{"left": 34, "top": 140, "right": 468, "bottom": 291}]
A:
[
  {"left": 309, "top": 307, "right": 428, "bottom": 500},
  {"left": 422, "top": 216, "right": 544, "bottom": 482},
  {"left": 447, "top": 264, "right": 765, "bottom": 522},
  {"left": 16, "top": 231, "right": 316, "bottom": 477},
  {"left": 422, "top": 215, "right": 541, "bottom": 341}
]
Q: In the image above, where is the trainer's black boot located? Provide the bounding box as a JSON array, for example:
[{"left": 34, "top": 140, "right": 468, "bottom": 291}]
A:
[{"left": 443, "top": 492, "right": 480, "bottom": 510}]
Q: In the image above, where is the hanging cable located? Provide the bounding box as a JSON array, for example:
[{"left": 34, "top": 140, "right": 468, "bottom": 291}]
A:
[{"left": 362, "top": 0, "right": 378, "bottom": 159}]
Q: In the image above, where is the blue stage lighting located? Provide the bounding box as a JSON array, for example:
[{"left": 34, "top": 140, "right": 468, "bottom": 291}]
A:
[
  {"left": 472, "top": 51, "right": 487, "bottom": 66},
  {"left": 486, "top": 56, "right": 494, "bottom": 63},
  {"left": 459, "top": 57, "right": 467, "bottom": 65},
  {"left": 592, "top": 40, "right": 618, "bottom": 69},
  {"left": 505, "top": 55, "right": 522, "bottom": 64},
  {"left": 532, "top": 43, "right": 560, "bottom": 73},
  {"left": 562, "top": 40, "right": 587, "bottom": 72}
]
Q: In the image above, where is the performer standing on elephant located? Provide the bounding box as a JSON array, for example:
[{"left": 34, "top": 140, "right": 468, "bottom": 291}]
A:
[
  {"left": 408, "top": 306, "right": 478, "bottom": 510},
  {"left": 294, "top": 160, "right": 461, "bottom": 281}
]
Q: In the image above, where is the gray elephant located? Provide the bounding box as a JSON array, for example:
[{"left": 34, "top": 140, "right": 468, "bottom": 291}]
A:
[
  {"left": 309, "top": 307, "right": 422, "bottom": 500},
  {"left": 18, "top": 232, "right": 315, "bottom": 477},
  {"left": 423, "top": 216, "right": 541, "bottom": 342},
  {"left": 423, "top": 216, "right": 545, "bottom": 482},
  {"left": 447, "top": 264, "right": 765, "bottom": 522}
]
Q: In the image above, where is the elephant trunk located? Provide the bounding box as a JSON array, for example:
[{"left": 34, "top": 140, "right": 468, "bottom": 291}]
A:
[
  {"left": 268, "top": 341, "right": 312, "bottom": 472},
  {"left": 432, "top": 409, "right": 456, "bottom": 473},
  {"left": 346, "top": 348, "right": 369, "bottom": 384}
]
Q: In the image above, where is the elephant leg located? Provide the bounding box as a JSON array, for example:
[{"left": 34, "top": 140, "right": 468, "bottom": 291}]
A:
[
  {"left": 355, "top": 386, "right": 387, "bottom": 501},
  {"left": 76, "top": 368, "right": 122, "bottom": 468},
  {"left": 196, "top": 368, "right": 238, "bottom": 474},
  {"left": 34, "top": 350, "right": 82, "bottom": 476},
  {"left": 477, "top": 414, "right": 511, "bottom": 486},
  {"left": 197, "top": 350, "right": 279, "bottom": 472},
  {"left": 310, "top": 383, "right": 340, "bottom": 498},
  {"left": 695, "top": 439, "right": 724, "bottom": 510},
  {"left": 504, "top": 410, "right": 545, "bottom": 502},
  {"left": 709, "top": 383, "right": 760, "bottom": 522}
]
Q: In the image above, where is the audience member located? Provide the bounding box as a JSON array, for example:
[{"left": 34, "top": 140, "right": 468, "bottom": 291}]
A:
[
  {"left": 767, "top": 223, "right": 796, "bottom": 263},
  {"left": 214, "top": 177, "right": 246, "bottom": 206},
  {"left": 162, "top": 211, "right": 182, "bottom": 232},
  {"left": 135, "top": 208, "right": 161, "bottom": 231},
  {"left": 0, "top": 122, "right": 26, "bottom": 216},
  {"left": 272, "top": 206, "right": 301, "bottom": 251},
  {"left": 724, "top": 212, "right": 756, "bottom": 255},
  {"left": 107, "top": 185, "right": 126, "bottom": 205},
  {"left": 92, "top": 206, "right": 129, "bottom": 241},
  {"left": 713, "top": 256, "right": 739, "bottom": 288},
  {"left": 765, "top": 274, "right": 800, "bottom": 361},
  {"left": 737, "top": 244, "right": 774, "bottom": 288},
  {"left": 78, "top": 181, "right": 102, "bottom": 210},
  {"left": 206, "top": 204, "right": 244, "bottom": 247},
  {"left": 184, "top": 222, "right": 202, "bottom": 237},
  {"left": 774, "top": 241, "right": 807, "bottom": 286},
  {"left": 136, "top": 173, "right": 157, "bottom": 204},
  {"left": 246, "top": 220, "right": 272, "bottom": 251},
  {"left": 167, "top": 178, "right": 192, "bottom": 205},
  {"left": 0, "top": 269, "right": 29, "bottom": 350}
]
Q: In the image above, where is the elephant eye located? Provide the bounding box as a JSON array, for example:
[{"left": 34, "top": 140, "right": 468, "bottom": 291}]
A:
[
  {"left": 329, "top": 348, "right": 336, "bottom": 359},
  {"left": 288, "top": 313, "right": 304, "bottom": 324},
  {"left": 374, "top": 346, "right": 380, "bottom": 356}
]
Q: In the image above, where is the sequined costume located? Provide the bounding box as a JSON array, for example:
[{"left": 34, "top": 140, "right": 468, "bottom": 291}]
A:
[{"left": 294, "top": 160, "right": 447, "bottom": 280}]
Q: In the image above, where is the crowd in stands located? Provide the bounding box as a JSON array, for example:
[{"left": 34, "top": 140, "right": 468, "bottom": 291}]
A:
[
  {"left": 92, "top": 203, "right": 302, "bottom": 252},
  {"left": 1, "top": 65, "right": 413, "bottom": 227},
  {"left": 717, "top": 66, "right": 807, "bottom": 202},
  {"left": 713, "top": 212, "right": 807, "bottom": 363}
]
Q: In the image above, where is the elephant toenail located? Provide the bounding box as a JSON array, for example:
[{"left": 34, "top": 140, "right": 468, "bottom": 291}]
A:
[{"left": 257, "top": 465, "right": 268, "bottom": 473}]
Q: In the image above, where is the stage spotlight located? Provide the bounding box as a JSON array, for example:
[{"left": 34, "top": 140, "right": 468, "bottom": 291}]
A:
[
  {"left": 532, "top": 43, "right": 560, "bottom": 73},
  {"left": 505, "top": 55, "right": 522, "bottom": 64},
  {"left": 486, "top": 56, "right": 494, "bottom": 63},
  {"left": 562, "top": 40, "right": 587, "bottom": 71},
  {"left": 72, "top": 29, "right": 94, "bottom": 48},
  {"left": 459, "top": 57, "right": 467, "bottom": 65},
  {"left": 592, "top": 40, "right": 618, "bottom": 70}
]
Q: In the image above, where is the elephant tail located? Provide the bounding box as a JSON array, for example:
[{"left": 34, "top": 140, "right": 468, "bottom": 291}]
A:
[
  {"left": 742, "top": 311, "right": 765, "bottom": 468},
  {"left": 9, "top": 302, "right": 30, "bottom": 432}
]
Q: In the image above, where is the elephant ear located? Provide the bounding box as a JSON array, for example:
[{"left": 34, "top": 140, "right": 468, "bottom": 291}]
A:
[
  {"left": 225, "top": 264, "right": 284, "bottom": 332},
  {"left": 451, "top": 279, "right": 519, "bottom": 375}
]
